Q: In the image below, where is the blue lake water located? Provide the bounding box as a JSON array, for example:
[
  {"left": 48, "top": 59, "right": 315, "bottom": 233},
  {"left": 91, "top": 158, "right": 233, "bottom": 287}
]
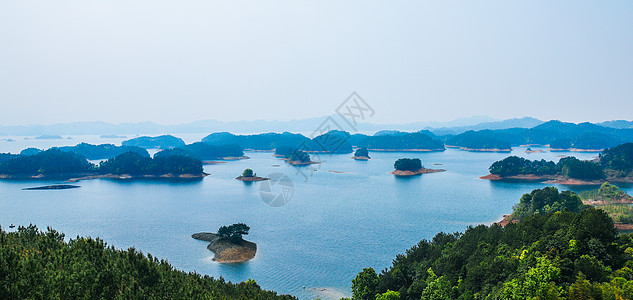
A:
[{"left": 0, "top": 136, "right": 624, "bottom": 300}]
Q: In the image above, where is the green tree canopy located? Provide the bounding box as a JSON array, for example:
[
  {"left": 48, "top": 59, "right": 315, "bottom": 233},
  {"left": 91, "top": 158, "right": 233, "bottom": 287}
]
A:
[
  {"left": 394, "top": 158, "right": 422, "bottom": 172},
  {"left": 217, "top": 223, "right": 250, "bottom": 243}
]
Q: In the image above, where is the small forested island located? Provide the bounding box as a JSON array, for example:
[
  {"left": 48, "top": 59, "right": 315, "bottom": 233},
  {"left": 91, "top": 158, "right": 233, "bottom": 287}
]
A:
[
  {"left": 192, "top": 223, "right": 257, "bottom": 263},
  {"left": 275, "top": 149, "right": 318, "bottom": 165},
  {"left": 0, "top": 149, "right": 206, "bottom": 180},
  {"left": 235, "top": 168, "right": 269, "bottom": 181},
  {"left": 525, "top": 147, "right": 545, "bottom": 153},
  {"left": 390, "top": 158, "right": 446, "bottom": 176},
  {"left": 351, "top": 148, "right": 370, "bottom": 160},
  {"left": 350, "top": 186, "right": 633, "bottom": 300},
  {"left": 579, "top": 182, "right": 633, "bottom": 229},
  {"left": 122, "top": 135, "right": 186, "bottom": 149},
  {"left": 482, "top": 143, "right": 633, "bottom": 185},
  {"left": 34, "top": 134, "right": 63, "bottom": 140},
  {"left": 0, "top": 225, "right": 292, "bottom": 299}
]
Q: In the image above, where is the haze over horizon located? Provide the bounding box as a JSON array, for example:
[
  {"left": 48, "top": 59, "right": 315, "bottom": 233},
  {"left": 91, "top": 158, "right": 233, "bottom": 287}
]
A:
[{"left": 1, "top": 1, "right": 632, "bottom": 126}]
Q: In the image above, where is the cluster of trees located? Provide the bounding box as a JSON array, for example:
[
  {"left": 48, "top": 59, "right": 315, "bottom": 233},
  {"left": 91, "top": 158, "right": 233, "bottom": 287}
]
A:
[
  {"left": 354, "top": 148, "right": 370, "bottom": 158},
  {"left": 600, "top": 143, "right": 633, "bottom": 175},
  {"left": 0, "top": 225, "right": 294, "bottom": 299},
  {"left": 489, "top": 156, "right": 605, "bottom": 180},
  {"left": 511, "top": 187, "right": 584, "bottom": 220},
  {"left": 0, "top": 149, "right": 95, "bottom": 175},
  {"left": 242, "top": 169, "right": 255, "bottom": 177},
  {"left": 217, "top": 223, "right": 250, "bottom": 244},
  {"left": 394, "top": 158, "right": 422, "bottom": 172},
  {"left": 122, "top": 135, "right": 186, "bottom": 149},
  {"left": 288, "top": 150, "right": 311, "bottom": 163},
  {"left": 350, "top": 200, "right": 633, "bottom": 299},
  {"left": 99, "top": 152, "right": 203, "bottom": 175},
  {"left": 0, "top": 153, "right": 18, "bottom": 163},
  {"left": 0, "top": 149, "right": 203, "bottom": 176}
]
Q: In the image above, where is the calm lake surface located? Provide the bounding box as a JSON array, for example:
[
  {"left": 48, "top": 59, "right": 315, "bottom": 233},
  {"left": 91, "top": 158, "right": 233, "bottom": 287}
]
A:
[{"left": 0, "top": 135, "right": 624, "bottom": 299}]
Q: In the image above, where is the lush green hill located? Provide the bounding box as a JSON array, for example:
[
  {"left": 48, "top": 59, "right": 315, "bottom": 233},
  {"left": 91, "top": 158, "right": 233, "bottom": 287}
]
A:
[
  {"left": 489, "top": 156, "right": 604, "bottom": 180},
  {"left": 0, "top": 225, "right": 295, "bottom": 299},
  {"left": 0, "top": 149, "right": 95, "bottom": 176},
  {"left": 350, "top": 190, "right": 633, "bottom": 299}
]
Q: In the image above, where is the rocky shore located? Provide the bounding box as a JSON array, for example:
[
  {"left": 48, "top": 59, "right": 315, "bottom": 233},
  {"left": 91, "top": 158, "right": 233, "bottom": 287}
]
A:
[
  {"left": 390, "top": 168, "right": 446, "bottom": 176},
  {"left": 191, "top": 232, "right": 257, "bottom": 263},
  {"left": 351, "top": 156, "right": 370, "bottom": 160},
  {"left": 235, "top": 175, "right": 270, "bottom": 182}
]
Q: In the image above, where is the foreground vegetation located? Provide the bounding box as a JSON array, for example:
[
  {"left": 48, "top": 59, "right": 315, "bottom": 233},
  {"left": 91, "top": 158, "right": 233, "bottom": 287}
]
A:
[
  {"left": 0, "top": 225, "right": 294, "bottom": 299},
  {"left": 351, "top": 204, "right": 633, "bottom": 299}
]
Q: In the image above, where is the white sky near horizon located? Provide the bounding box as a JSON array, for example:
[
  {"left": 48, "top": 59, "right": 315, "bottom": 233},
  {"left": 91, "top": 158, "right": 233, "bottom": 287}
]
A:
[{"left": 1, "top": 1, "right": 632, "bottom": 126}]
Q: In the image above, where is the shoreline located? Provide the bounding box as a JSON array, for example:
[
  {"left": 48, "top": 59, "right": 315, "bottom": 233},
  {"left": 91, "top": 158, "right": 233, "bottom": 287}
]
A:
[
  {"left": 366, "top": 148, "right": 445, "bottom": 152},
  {"left": 479, "top": 174, "right": 631, "bottom": 185},
  {"left": 235, "top": 175, "right": 270, "bottom": 182},
  {"left": 0, "top": 172, "right": 209, "bottom": 182},
  {"left": 390, "top": 168, "right": 446, "bottom": 176},
  {"left": 351, "top": 156, "right": 370, "bottom": 160}
]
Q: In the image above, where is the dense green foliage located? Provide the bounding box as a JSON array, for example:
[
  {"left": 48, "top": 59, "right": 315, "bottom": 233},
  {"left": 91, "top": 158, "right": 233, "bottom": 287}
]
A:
[
  {"left": 0, "top": 225, "right": 294, "bottom": 299},
  {"left": 179, "top": 142, "right": 244, "bottom": 160},
  {"left": 242, "top": 169, "right": 254, "bottom": 177},
  {"left": 217, "top": 223, "right": 251, "bottom": 243},
  {"left": 394, "top": 158, "right": 422, "bottom": 172},
  {"left": 489, "top": 156, "right": 557, "bottom": 176},
  {"left": 351, "top": 206, "right": 633, "bottom": 300},
  {"left": 0, "top": 149, "right": 95, "bottom": 175},
  {"left": 357, "top": 132, "right": 445, "bottom": 151},
  {"left": 444, "top": 130, "right": 512, "bottom": 150},
  {"left": 98, "top": 152, "right": 202, "bottom": 175},
  {"left": 579, "top": 182, "right": 632, "bottom": 204},
  {"left": 122, "top": 135, "right": 185, "bottom": 149},
  {"left": 489, "top": 156, "right": 605, "bottom": 180},
  {"left": 600, "top": 143, "right": 633, "bottom": 174},
  {"left": 511, "top": 187, "right": 584, "bottom": 220},
  {"left": 202, "top": 132, "right": 310, "bottom": 150},
  {"left": 56, "top": 143, "right": 149, "bottom": 160},
  {"left": 355, "top": 148, "right": 370, "bottom": 158}
]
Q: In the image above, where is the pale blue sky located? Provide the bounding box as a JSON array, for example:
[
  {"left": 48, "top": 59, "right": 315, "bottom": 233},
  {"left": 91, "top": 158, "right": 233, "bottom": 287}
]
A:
[{"left": 1, "top": 1, "right": 632, "bottom": 125}]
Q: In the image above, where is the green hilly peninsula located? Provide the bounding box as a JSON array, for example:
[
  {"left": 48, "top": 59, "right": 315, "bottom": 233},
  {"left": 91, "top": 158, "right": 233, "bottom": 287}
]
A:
[{"left": 0, "top": 225, "right": 294, "bottom": 299}]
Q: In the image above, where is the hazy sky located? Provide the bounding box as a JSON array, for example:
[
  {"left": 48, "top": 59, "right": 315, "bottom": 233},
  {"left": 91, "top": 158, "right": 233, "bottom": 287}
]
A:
[{"left": 1, "top": 1, "right": 632, "bottom": 126}]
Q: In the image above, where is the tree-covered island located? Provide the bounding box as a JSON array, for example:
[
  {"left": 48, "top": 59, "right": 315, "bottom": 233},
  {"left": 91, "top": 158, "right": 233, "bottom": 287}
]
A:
[
  {"left": 390, "top": 158, "right": 446, "bottom": 176},
  {"left": 0, "top": 149, "right": 206, "bottom": 180},
  {"left": 482, "top": 143, "right": 633, "bottom": 185},
  {"left": 192, "top": 223, "right": 257, "bottom": 263},
  {"left": 235, "top": 168, "right": 269, "bottom": 182},
  {"left": 352, "top": 148, "right": 371, "bottom": 160}
]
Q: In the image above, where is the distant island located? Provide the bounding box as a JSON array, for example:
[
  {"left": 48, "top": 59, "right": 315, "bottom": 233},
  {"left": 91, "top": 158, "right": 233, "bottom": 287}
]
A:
[
  {"left": 351, "top": 148, "right": 370, "bottom": 160},
  {"left": 235, "top": 168, "right": 269, "bottom": 181},
  {"left": 444, "top": 130, "right": 512, "bottom": 152},
  {"left": 390, "top": 158, "right": 446, "bottom": 176},
  {"left": 481, "top": 143, "right": 633, "bottom": 185},
  {"left": 122, "top": 135, "right": 186, "bottom": 149},
  {"left": 34, "top": 135, "right": 63, "bottom": 140},
  {"left": 0, "top": 149, "right": 206, "bottom": 180},
  {"left": 355, "top": 131, "right": 445, "bottom": 152},
  {"left": 192, "top": 223, "right": 256, "bottom": 263}
]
